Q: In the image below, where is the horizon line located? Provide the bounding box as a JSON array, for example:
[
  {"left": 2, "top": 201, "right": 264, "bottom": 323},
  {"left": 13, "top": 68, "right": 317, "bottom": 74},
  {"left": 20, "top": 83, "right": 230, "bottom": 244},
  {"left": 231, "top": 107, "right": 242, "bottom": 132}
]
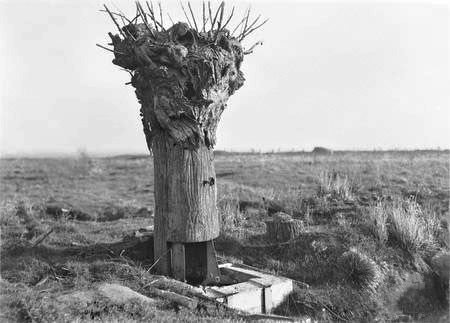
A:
[{"left": 1, "top": 147, "right": 449, "bottom": 159}]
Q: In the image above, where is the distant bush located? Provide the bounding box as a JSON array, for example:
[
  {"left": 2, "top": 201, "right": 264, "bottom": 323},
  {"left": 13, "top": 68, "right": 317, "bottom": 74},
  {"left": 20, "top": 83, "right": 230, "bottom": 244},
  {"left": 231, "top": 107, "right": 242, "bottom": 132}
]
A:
[
  {"left": 339, "top": 248, "right": 383, "bottom": 292},
  {"left": 317, "top": 170, "right": 355, "bottom": 201},
  {"left": 312, "top": 146, "right": 333, "bottom": 155}
]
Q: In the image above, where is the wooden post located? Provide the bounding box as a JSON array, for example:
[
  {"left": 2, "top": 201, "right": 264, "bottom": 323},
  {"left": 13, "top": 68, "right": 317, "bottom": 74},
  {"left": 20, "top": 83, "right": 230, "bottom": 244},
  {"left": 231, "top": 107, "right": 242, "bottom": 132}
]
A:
[{"left": 171, "top": 243, "right": 186, "bottom": 281}]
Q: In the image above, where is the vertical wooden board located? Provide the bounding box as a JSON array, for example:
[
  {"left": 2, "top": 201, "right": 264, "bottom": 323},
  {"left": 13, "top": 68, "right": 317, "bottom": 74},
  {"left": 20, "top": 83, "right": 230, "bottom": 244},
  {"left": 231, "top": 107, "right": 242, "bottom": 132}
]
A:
[
  {"left": 185, "top": 242, "right": 207, "bottom": 284},
  {"left": 263, "top": 287, "right": 273, "bottom": 313},
  {"left": 206, "top": 241, "right": 220, "bottom": 281},
  {"left": 171, "top": 243, "right": 186, "bottom": 281},
  {"left": 152, "top": 134, "right": 170, "bottom": 275}
]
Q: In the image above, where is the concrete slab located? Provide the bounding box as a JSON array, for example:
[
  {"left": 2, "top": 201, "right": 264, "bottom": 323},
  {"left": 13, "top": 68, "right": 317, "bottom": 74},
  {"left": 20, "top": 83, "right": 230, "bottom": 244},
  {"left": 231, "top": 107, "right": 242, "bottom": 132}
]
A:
[{"left": 204, "top": 263, "right": 293, "bottom": 314}]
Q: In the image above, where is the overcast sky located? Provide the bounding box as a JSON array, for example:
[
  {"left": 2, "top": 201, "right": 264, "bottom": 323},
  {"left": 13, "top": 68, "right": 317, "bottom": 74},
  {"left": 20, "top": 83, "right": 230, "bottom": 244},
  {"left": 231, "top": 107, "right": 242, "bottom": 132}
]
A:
[{"left": 0, "top": 0, "right": 448, "bottom": 155}]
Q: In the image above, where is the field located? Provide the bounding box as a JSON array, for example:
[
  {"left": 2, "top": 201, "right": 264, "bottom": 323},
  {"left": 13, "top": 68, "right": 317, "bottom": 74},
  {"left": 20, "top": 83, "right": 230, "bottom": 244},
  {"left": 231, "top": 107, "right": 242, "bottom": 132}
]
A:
[{"left": 0, "top": 151, "right": 449, "bottom": 322}]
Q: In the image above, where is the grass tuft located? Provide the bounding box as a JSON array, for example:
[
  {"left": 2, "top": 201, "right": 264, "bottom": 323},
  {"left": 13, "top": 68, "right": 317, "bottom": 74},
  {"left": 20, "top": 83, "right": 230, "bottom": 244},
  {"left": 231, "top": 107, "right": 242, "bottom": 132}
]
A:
[
  {"left": 388, "top": 198, "right": 438, "bottom": 262},
  {"left": 367, "top": 201, "right": 389, "bottom": 243},
  {"left": 217, "top": 192, "right": 245, "bottom": 239},
  {"left": 366, "top": 197, "right": 439, "bottom": 269},
  {"left": 339, "top": 248, "right": 383, "bottom": 292},
  {"left": 317, "top": 170, "right": 355, "bottom": 201}
]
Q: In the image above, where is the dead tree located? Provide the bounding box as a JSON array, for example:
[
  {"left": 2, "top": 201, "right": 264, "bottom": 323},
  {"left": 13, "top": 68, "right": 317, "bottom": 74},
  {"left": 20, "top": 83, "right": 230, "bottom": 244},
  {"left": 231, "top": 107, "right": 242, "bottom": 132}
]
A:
[{"left": 100, "top": 2, "right": 266, "bottom": 283}]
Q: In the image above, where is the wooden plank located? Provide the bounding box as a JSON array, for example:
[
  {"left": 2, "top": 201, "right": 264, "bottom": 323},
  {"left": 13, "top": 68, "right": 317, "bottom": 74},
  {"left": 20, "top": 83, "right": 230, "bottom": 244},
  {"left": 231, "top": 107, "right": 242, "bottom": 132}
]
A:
[
  {"left": 146, "top": 287, "right": 198, "bottom": 309},
  {"left": 205, "top": 240, "right": 220, "bottom": 283},
  {"left": 171, "top": 243, "right": 186, "bottom": 281},
  {"left": 263, "top": 287, "right": 272, "bottom": 313}
]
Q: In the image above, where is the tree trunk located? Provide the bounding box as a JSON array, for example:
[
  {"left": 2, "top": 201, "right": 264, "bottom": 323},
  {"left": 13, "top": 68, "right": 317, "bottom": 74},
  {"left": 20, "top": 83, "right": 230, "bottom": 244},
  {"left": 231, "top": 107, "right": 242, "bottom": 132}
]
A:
[{"left": 152, "top": 133, "right": 219, "bottom": 274}]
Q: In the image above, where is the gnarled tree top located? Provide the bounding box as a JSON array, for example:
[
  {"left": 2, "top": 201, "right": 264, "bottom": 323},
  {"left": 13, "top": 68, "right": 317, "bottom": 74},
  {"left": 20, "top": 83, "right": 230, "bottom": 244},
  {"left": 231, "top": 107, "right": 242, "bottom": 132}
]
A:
[{"left": 100, "top": 2, "right": 267, "bottom": 149}]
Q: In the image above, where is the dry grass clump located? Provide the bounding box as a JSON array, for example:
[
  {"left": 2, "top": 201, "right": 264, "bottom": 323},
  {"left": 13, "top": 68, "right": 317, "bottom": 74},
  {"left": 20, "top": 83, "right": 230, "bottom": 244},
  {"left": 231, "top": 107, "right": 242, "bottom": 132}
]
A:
[
  {"left": 217, "top": 192, "right": 244, "bottom": 238},
  {"left": 366, "top": 197, "right": 439, "bottom": 265},
  {"left": 317, "top": 170, "right": 355, "bottom": 201},
  {"left": 367, "top": 201, "right": 389, "bottom": 243},
  {"left": 388, "top": 198, "right": 438, "bottom": 258},
  {"left": 338, "top": 248, "right": 383, "bottom": 292}
]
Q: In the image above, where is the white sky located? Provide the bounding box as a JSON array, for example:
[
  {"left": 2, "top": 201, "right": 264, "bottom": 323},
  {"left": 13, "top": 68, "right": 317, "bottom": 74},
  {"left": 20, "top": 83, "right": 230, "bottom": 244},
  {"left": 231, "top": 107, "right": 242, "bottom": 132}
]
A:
[{"left": 0, "top": 0, "right": 449, "bottom": 155}]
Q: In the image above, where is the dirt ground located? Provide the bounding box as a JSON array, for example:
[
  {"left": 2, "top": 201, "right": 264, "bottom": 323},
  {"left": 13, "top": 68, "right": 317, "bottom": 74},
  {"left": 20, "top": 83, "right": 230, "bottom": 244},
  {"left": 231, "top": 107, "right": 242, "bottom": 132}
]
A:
[{"left": 0, "top": 150, "right": 448, "bottom": 322}]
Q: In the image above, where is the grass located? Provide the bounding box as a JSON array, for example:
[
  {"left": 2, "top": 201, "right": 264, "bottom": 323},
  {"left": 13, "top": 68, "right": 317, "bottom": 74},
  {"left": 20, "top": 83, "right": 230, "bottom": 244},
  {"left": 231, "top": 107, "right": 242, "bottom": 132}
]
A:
[
  {"left": 317, "top": 170, "right": 356, "bottom": 201},
  {"left": 366, "top": 201, "right": 389, "bottom": 243},
  {"left": 1, "top": 150, "right": 449, "bottom": 322},
  {"left": 366, "top": 197, "right": 441, "bottom": 270},
  {"left": 338, "top": 248, "right": 383, "bottom": 292}
]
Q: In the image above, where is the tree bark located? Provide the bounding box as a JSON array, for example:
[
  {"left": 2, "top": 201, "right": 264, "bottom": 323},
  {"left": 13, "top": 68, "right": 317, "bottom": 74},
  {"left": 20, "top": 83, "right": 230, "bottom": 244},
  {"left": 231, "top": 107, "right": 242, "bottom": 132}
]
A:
[{"left": 152, "top": 133, "right": 219, "bottom": 273}]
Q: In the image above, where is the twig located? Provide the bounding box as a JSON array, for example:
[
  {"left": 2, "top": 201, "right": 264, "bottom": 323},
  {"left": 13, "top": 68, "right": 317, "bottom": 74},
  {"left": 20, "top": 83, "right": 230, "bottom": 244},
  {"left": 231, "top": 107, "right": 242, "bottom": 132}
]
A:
[
  {"left": 146, "top": 249, "right": 170, "bottom": 273},
  {"left": 96, "top": 43, "right": 125, "bottom": 55},
  {"left": 220, "top": 6, "right": 234, "bottom": 32},
  {"left": 146, "top": 1, "right": 160, "bottom": 31},
  {"left": 238, "top": 6, "right": 251, "bottom": 40},
  {"left": 208, "top": 1, "right": 213, "bottom": 29},
  {"left": 103, "top": 4, "right": 126, "bottom": 38},
  {"left": 167, "top": 12, "right": 175, "bottom": 25},
  {"left": 187, "top": 1, "right": 198, "bottom": 31},
  {"left": 231, "top": 8, "right": 249, "bottom": 36},
  {"left": 136, "top": 1, "right": 155, "bottom": 37},
  {"left": 136, "top": 2, "right": 147, "bottom": 23},
  {"left": 239, "top": 18, "right": 268, "bottom": 41},
  {"left": 202, "top": 1, "right": 206, "bottom": 32},
  {"left": 243, "top": 14, "right": 261, "bottom": 36},
  {"left": 158, "top": 1, "right": 164, "bottom": 31},
  {"left": 32, "top": 226, "right": 54, "bottom": 247},
  {"left": 180, "top": 1, "right": 193, "bottom": 29},
  {"left": 243, "top": 40, "right": 263, "bottom": 55},
  {"left": 99, "top": 9, "right": 131, "bottom": 24},
  {"left": 211, "top": 1, "right": 223, "bottom": 30},
  {"left": 216, "top": 1, "right": 225, "bottom": 31}
]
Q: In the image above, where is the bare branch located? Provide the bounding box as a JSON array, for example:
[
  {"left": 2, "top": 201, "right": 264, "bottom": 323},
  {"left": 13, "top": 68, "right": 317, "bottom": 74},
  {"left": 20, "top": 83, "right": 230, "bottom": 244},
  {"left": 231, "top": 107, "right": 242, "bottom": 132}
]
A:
[
  {"left": 216, "top": 2, "right": 225, "bottom": 31},
  {"left": 96, "top": 43, "right": 124, "bottom": 54},
  {"left": 180, "top": 1, "right": 193, "bottom": 29},
  {"left": 240, "top": 14, "right": 260, "bottom": 38},
  {"left": 208, "top": 1, "right": 213, "bottom": 30},
  {"left": 220, "top": 6, "right": 234, "bottom": 32},
  {"left": 136, "top": 1, "right": 148, "bottom": 23},
  {"left": 99, "top": 9, "right": 131, "bottom": 24},
  {"left": 146, "top": 1, "right": 161, "bottom": 31},
  {"left": 243, "top": 40, "right": 263, "bottom": 55},
  {"left": 231, "top": 7, "right": 249, "bottom": 36},
  {"left": 202, "top": 1, "right": 206, "bottom": 32},
  {"left": 158, "top": 2, "right": 164, "bottom": 31},
  {"left": 238, "top": 6, "right": 251, "bottom": 40},
  {"left": 187, "top": 2, "right": 198, "bottom": 32},
  {"left": 103, "top": 4, "right": 126, "bottom": 38},
  {"left": 240, "top": 18, "right": 268, "bottom": 41},
  {"left": 211, "top": 1, "right": 223, "bottom": 30},
  {"left": 167, "top": 12, "right": 175, "bottom": 25},
  {"left": 136, "top": 1, "right": 156, "bottom": 37}
]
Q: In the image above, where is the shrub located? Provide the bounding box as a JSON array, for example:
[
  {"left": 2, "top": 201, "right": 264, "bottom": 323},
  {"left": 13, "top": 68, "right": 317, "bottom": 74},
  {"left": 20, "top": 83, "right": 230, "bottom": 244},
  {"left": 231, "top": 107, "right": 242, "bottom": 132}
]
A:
[{"left": 339, "top": 248, "right": 383, "bottom": 292}]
